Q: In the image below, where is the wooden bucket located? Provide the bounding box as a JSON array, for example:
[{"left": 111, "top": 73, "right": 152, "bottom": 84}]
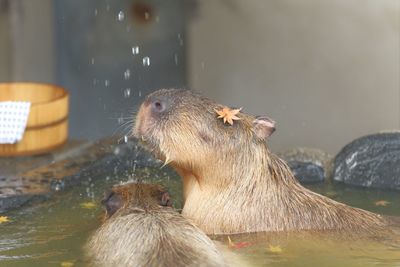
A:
[{"left": 0, "top": 83, "right": 69, "bottom": 156}]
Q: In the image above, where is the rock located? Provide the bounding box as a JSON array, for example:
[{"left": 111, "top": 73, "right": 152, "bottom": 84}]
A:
[
  {"left": 277, "top": 148, "right": 332, "bottom": 183},
  {"left": 333, "top": 132, "right": 400, "bottom": 190},
  {"left": 0, "top": 137, "right": 161, "bottom": 212}
]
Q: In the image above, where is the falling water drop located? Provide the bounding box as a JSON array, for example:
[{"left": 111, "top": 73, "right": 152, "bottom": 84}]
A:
[
  {"left": 138, "top": 91, "right": 142, "bottom": 97},
  {"left": 124, "top": 135, "right": 128, "bottom": 143},
  {"left": 132, "top": 46, "right": 140, "bottom": 55},
  {"left": 124, "top": 69, "right": 131, "bottom": 80},
  {"left": 105, "top": 80, "right": 110, "bottom": 87},
  {"left": 174, "top": 54, "right": 178, "bottom": 65},
  {"left": 142, "top": 57, "right": 150, "bottom": 67},
  {"left": 90, "top": 58, "right": 95, "bottom": 65},
  {"left": 117, "top": 11, "right": 125, "bottom": 21},
  {"left": 124, "top": 88, "right": 131, "bottom": 98}
]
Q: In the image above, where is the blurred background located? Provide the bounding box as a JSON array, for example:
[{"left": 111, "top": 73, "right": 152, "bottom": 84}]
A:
[{"left": 0, "top": 0, "right": 398, "bottom": 154}]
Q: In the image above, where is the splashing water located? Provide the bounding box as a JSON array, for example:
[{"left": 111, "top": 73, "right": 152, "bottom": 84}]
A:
[
  {"left": 117, "top": 11, "right": 125, "bottom": 21},
  {"left": 142, "top": 57, "right": 150, "bottom": 67},
  {"left": 132, "top": 46, "right": 140, "bottom": 55},
  {"left": 124, "top": 69, "right": 131, "bottom": 80},
  {"left": 124, "top": 88, "right": 131, "bottom": 98}
]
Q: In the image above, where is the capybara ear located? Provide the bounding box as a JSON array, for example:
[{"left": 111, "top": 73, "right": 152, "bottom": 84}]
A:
[
  {"left": 253, "top": 116, "right": 276, "bottom": 139},
  {"left": 101, "top": 191, "right": 123, "bottom": 217}
]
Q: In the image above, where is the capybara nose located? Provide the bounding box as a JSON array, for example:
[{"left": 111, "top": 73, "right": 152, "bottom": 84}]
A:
[{"left": 149, "top": 96, "right": 168, "bottom": 114}]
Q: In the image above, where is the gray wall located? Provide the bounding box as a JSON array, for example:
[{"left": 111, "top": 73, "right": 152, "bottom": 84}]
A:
[
  {"left": 0, "top": 1, "right": 10, "bottom": 81},
  {"left": 188, "top": 0, "right": 400, "bottom": 154}
]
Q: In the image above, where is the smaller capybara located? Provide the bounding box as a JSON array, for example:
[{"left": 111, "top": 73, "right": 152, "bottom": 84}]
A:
[
  {"left": 134, "top": 89, "right": 390, "bottom": 235},
  {"left": 86, "top": 183, "right": 229, "bottom": 267}
]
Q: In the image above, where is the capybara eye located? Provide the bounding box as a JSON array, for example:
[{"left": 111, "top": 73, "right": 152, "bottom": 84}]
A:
[{"left": 151, "top": 100, "right": 166, "bottom": 113}]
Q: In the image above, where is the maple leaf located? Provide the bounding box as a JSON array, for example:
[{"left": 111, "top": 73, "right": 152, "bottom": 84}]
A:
[
  {"left": 268, "top": 244, "right": 283, "bottom": 253},
  {"left": 60, "top": 261, "right": 74, "bottom": 267},
  {"left": 227, "top": 236, "right": 251, "bottom": 250},
  {"left": 0, "top": 216, "right": 9, "bottom": 224},
  {"left": 374, "top": 200, "right": 390, "bottom": 207},
  {"left": 80, "top": 202, "right": 97, "bottom": 209},
  {"left": 215, "top": 107, "right": 242, "bottom": 125}
]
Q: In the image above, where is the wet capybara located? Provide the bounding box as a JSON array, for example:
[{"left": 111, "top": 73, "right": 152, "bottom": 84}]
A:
[
  {"left": 86, "top": 183, "right": 228, "bottom": 267},
  {"left": 134, "top": 89, "right": 388, "bottom": 235}
]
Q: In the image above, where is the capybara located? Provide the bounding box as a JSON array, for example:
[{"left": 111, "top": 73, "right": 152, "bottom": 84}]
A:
[
  {"left": 134, "top": 89, "right": 388, "bottom": 235},
  {"left": 86, "top": 183, "right": 229, "bottom": 267}
]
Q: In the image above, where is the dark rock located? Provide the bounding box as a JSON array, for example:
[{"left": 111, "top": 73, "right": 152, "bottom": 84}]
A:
[
  {"left": 333, "top": 132, "right": 400, "bottom": 190},
  {"left": 278, "top": 148, "right": 332, "bottom": 183}
]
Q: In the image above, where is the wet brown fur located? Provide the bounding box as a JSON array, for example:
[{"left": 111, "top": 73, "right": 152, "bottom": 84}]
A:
[
  {"left": 86, "top": 183, "right": 228, "bottom": 267},
  {"left": 134, "top": 89, "right": 388, "bottom": 235}
]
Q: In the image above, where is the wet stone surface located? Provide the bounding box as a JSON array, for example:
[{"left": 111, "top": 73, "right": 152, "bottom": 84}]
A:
[
  {"left": 0, "top": 137, "right": 161, "bottom": 212},
  {"left": 333, "top": 132, "right": 400, "bottom": 190},
  {"left": 277, "top": 148, "right": 332, "bottom": 183}
]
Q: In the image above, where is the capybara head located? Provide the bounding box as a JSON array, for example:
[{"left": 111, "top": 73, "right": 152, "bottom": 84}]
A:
[
  {"left": 134, "top": 89, "right": 276, "bottom": 168},
  {"left": 101, "top": 183, "right": 172, "bottom": 218}
]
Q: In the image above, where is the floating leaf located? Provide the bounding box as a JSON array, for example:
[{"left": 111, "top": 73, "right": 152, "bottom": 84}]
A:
[
  {"left": 0, "top": 216, "right": 9, "bottom": 224},
  {"left": 374, "top": 200, "right": 390, "bottom": 207},
  {"left": 60, "top": 261, "right": 74, "bottom": 267},
  {"left": 227, "top": 236, "right": 251, "bottom": 250},
  {"left": 215, "top": 107, "right": 242, "bottom": 125},
  {"left": 268, "top": 244, "right": 283, "bottom": 253},
  {"left": 80, "top": 202, "right": 97, "bottom": 209}
]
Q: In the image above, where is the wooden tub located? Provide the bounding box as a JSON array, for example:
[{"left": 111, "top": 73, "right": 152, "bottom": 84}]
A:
[{"left": 0, "top": 83, "right": 69, "bottom": 156}]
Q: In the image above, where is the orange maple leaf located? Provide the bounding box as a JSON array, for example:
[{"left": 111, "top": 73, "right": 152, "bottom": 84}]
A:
[
  {"left": 215, "top": 107, "right": 242, "bottom": 125},
  {"left": 227, "top": 236, "right": 251, "bottom": 250}
]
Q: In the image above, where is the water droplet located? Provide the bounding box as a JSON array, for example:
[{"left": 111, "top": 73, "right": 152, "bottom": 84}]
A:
[
  {"left": 94, "top": 9, "right": 98, "bottom": 16},
  {"left": 93, "top": 78, "right": 98, "bottom": 85},
  {"left": 106, "top": 5, "right": 110, "bottom": 11},
  {"left": 144, "top": 12, "right": 150, "bottom": 20},
  {"left": 155, "top": 16, "right": 160, "bottom": 22},
  {"left": 104, "top": 80, "right": 110, "bottom": 87},
  {"left": 91, "top": 58, "right": 95, "bottom": 65},
  {"left": 178, "top": 33, "right": 184, "bottom": 46},
  {"left": 114, "top": 146, "right": 121, "bottom": 155},
  {"left": 138, "top": 91, "right": 142, "bottom": 97},
  {"left": 142, "top": 56, "right": 150, "bottom": 67},
  {"left": 174, "top": 54, "right": 178, "bottom": 65},
  {"left": 118, "top": 117, "right": 124, "bottom": 124},
  {"left": 117, "top": 11, "right": 125, "bottom": 21},
  {"left": 124, "top": 135, "right": 128, "bottom": 143},
  {"left": 124, "top": 88, "right": 131, "bottom": 98},
  {"left": 132, "top": 46, "right": 140, "bottom": 55},
  {"left": 124, "top": 69, "right": 131, "bottom": 80}
]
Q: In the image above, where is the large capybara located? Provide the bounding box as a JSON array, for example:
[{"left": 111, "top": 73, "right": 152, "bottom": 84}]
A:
[
  {"left": 134, "top": 89, "right": 389, "bottom": 235},
  {"left": 86, "top": 183, "right": 229, "bottom": 267}
]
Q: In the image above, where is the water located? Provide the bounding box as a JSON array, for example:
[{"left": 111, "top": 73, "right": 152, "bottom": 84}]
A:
[
  {"left": 0, "top": 167, "right": 399, "bottom": 267},
  {"left": 117, "top": 11, "right": 124, "bottom": 22},
  {"left": 123, "top": 69, "right": 131, "bottom": 80},
  {"left": 142, "top": 57, "right": 151, "bottom": 67},
  {"left": 131, "top": 46, "right": 140, "bottom": 55}
]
